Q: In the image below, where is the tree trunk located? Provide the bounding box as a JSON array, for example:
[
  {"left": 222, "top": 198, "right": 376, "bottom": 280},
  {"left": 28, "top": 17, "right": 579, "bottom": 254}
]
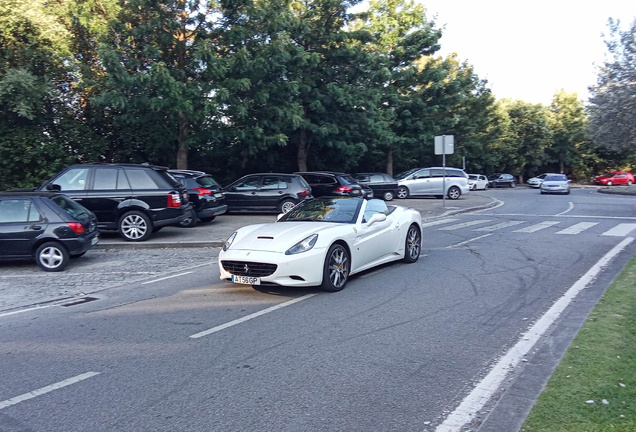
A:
[
  {"left": 176, "top": 111, "right": 189, "bottom": 169},
  {"left": 298, "top": 128, "right": 308, "bottom": 172},
  {"left": 560, "top": 160, "right": 564, "bottom": 174},
  {"left": 386, "top": 145, "right": 393, "bottom": 176}
]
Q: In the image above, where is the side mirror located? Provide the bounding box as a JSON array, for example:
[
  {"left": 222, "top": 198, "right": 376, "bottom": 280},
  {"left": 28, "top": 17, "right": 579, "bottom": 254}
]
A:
[
  {"left": 366, "top": 213, "right": 387, "bottom": 226},
  {"left": 46, "top": 183, "right": 61, "bottom": 192}
]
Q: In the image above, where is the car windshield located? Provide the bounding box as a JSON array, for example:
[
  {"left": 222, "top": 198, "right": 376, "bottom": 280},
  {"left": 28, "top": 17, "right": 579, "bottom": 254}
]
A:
[
  {"left": 196, "top": 176, "right": 221, "bottom": 189},
  {"left": 394, "top": 169, "right": 419, "bottom": 180},
  {"left": 600, "top": 172, "right": 617, "bottom": 177},
  {"left": 544, "top": 175, "right": 567, "bottom": 182},
  {"left": 468, "top": 175, "right": 478, "bottom": 180},
  {"left": 51, "top": 195, "right": 90, "bottom": 219},
  {"left": 279, "top": 197, "right": 363, "bottom": 224}
]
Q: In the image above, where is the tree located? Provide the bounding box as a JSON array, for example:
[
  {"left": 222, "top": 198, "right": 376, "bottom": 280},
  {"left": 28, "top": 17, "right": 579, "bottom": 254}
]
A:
[
  {"left": 588, "top": 18, "right": 636, "bottom": 151},
  {"left": 547, "top": 90, "right": 588, "bottom": 174}
]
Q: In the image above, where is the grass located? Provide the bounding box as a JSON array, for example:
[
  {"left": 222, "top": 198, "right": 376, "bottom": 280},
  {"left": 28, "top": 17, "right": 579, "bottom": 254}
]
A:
[{"left": 521, "top": 255, "right": 636, "bottom": 431}]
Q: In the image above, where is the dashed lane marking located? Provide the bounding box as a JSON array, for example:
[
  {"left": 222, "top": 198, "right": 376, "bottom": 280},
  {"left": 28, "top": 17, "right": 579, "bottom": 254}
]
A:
[
  {"left": 438, "top": 220, "right": 491, "bottom": 231},
  {"left": 513, "top": 221, "right": 561, "bottom": 233},
  {"left": 555, "top": 222, "right": 598, "bottom": 235}
]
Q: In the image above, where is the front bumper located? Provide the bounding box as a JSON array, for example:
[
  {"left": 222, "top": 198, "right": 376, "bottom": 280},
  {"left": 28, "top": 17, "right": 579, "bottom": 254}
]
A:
[
  {"left": 541, "top": 186, "right": 569, "bottom": 194},
  {"left": 219, "top": 247, "right": 326, "bottom": 287}
]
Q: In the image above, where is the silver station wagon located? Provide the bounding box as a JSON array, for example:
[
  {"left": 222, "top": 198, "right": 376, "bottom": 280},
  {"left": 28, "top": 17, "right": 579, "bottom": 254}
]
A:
[{"left": 395, "top": 167, "right": 470, "bottom": 200}]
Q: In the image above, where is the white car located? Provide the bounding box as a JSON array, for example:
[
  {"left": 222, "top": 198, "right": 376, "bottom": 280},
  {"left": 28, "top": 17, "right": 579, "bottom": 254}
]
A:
[
  {"left": 468, "top": 174, "right": 488, "bottom": 190},
  {"left": 527, "top": 173, "right": 548, "bottom": 188},
  {"left": 219, "top": 197, "right": 422, "bottom": 292}
]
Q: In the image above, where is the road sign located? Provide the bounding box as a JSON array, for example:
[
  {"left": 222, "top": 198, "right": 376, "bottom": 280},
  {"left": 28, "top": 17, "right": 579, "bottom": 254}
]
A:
[{"left": 435, "top": 135, "right": 454, "bottom": 155}]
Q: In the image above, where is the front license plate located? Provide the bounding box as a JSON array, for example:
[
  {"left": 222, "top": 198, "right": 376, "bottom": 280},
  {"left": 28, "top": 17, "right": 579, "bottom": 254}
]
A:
[
  {"left": 91, "top": 236, "right": 99, "bottom": 246},
  {"left": 214, "top": 193, "right": 223, "bottom": 198},
  {"left": 231, "top": 275, "right": 261, "bottom": 285}
]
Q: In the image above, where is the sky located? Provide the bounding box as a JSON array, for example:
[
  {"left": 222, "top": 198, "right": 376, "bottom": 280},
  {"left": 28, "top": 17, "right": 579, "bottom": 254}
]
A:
[{"left": 418, "top": 0, "right": 636, "bottom": 105}]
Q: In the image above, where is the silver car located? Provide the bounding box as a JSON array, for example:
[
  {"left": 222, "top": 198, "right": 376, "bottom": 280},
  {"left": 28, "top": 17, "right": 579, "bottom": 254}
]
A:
[
  {"left": 540, "top": 174, "right": 570, "bottom": 195},
  {"left": 527, "top": 173, "right": 548, "bottom": 188},
  {"left": 395, "top": 167, "right": 470, "bottom": 200}
]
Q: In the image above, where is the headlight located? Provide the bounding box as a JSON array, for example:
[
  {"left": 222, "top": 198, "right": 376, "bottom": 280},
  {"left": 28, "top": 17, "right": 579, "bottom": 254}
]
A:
[
  {"left": 285, "top": 234, "right": 318, "bottom": 255},
  {"left": 223, "top": 232, "right": 237, "bottom": 251}
]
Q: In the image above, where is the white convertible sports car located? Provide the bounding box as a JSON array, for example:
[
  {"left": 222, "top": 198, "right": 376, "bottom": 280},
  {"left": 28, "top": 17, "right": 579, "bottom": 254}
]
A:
[{"left": 219, "top": 196, "right": 422, "bottom": 292}]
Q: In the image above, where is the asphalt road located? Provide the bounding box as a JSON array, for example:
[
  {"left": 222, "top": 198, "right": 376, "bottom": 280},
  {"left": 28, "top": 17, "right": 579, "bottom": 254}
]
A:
[{"left": 1, "top": 187, "right": 635, "bottom": 432}]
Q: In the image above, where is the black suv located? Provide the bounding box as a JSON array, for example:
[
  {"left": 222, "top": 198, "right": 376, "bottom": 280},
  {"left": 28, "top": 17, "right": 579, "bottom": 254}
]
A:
[
  {"left": 224, "top": 173, "right": 312, "bottom": 213},
  {"left": 38, "top": 164, "right": 191, "bottom": 241},
  {"left": 0, "top": 191, "right": 99, "bottom": 271},
  {"left": 169, "top": 169, "right": 228, "bottom": 226},
  {"left": 295, "top": 171, "right": 372, "bottom": 198}
]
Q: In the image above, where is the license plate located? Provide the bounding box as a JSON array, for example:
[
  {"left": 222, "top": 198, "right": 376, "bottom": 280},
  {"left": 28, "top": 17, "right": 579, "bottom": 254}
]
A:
[
  {"left": 91, "top": 236, "right": 99, "bottom": 246},
  {"left": 231, "top": 275, "right": 261, "bottom": 285},
  {"left": 214, "top": 193, "right": 223, "bottom": 198}
]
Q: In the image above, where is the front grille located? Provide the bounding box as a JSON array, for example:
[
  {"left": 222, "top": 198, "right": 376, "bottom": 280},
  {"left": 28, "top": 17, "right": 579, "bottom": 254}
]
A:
[{"left": 221, "top": 261, "right": 277, "bottom": 277}]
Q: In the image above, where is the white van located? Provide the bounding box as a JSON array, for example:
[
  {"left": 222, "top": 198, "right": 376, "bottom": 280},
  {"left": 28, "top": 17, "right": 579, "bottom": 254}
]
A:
[{"left": 395, "top": 167, "right": 470, "bottom": 200}]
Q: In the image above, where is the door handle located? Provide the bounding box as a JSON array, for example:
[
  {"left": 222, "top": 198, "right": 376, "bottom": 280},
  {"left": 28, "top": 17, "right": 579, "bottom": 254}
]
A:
[
  {"left": 251, "top": 192, "right": 257, "bottom": 195},
  {"left": 30, "top": 225, "right": 42, "bottom": 230},
  {"left": 278, "top": 191, "right": 283, "bottom": 194}
]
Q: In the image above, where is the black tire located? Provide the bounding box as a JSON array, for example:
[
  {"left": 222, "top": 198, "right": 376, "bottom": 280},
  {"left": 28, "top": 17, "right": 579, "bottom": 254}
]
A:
[
  {"left": 279, "top": 199, "right": 296, "bottom": 214},
  {"left": 35, "top": 242, "right": 69, "bottom": 272},
  {"left": 628, "top": 180, "right": 633, "bottom": 186},
  {"left": 199, "top": 216, "right": 216, "bottom": 222},
  {"left": 447, "top": 186, "right": 461, "bottom": 200},
  {"left": 403, "top": 224, "right": 421, "bottom": 263},
  {"left": 70, "top": 251, "right": 86, "bottom": 258},
  {"left": 383, "top": 191, "right": 394, "bottom": 201},
  {"left": 179, "top": 208, "right": 198, "bottom": 228},
  {"left": 118, "top": 210, "right": 153, "bottom": 242},
  {"left": 319, "top": 244, "right": 350, "bottom": 292},
  {"left": 397, "top": 186, "right": 409, "bottom": 199},
  {"left": 510, "top": 181, "right": 516, "bottom": 188}
]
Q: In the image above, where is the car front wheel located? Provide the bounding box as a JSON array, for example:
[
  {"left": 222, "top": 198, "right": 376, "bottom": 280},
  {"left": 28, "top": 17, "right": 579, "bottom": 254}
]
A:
[
  {"left": 320, "top": 244, "right": 350, "bottom": 292},
  {"left": 35, "top": 242, "right": 69, "bottom": 272},
  {"left": 607, "top": 181, "right": 613, "bottom": 186},
  {"left": 629, "top": 180, "right": 633, "bottom": 186},
  {"left": 279, "top": 199, "right": 296, "bottom": 213},
  {"left": 397, "top": 186, "right": 409, "bottom": 199},
  {"left": 179, "top": 208, "right": 198, "bottom": 228},
  {"left": 119, "top": 210, "right": 153, "bottom": 242},
  {"left": 383, "top": 191, "right": 394, "bottom": 201},
  {"left": 447, "top": 186, "right": 461, "bottom": 200},
  {"left": 403, "top": 224, "right": 421, "bottom": 263}
]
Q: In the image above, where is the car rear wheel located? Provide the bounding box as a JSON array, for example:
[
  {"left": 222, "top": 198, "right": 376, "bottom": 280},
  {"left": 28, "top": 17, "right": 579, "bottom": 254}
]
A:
[
  {"left": 279, "top": 199, "right": 296, "bottom": 213},
  {"left": 607, "top": 181, "right": 613, "bottom": 186},
  {"left": 447, "top": 186, "right": 461, "bottom": 200},
  {"left": 397, "top": 186, "right": 409, "bottom": 199},
  {"left": 383, "top": 191, "right": 394, "bottom": 201},
  {"left": 119, "top": 210, "right": 153, "bottom": 242},
  {"left": 179, "top": 208, "right": 198, "bottom": 228},
  {"left": 320, "top": 244, "right": 350, "bottom": 292},
  {"left": 629, "top": 180, "right": 633, "bottom": 186},
  {"left": 403, "top": 224, "right": 421, "bottom": 263},
  {"left": 35, "top": 242, "right": 69, "bottom": 272}
]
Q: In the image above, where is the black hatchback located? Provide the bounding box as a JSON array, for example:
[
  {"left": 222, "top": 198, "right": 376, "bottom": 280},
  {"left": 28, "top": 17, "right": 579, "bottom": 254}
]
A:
[
  {"left": 295, "top": 171, "right": 372, "bottom": 198},
  {"left": 354, "top": 173, "right": 399, "bottom": 201},
  {"left": 169, "top": 170, "right": 228, "bottom": 226},
  {"left": 38, "top": 163, "right": 191, "bottom": 241},
  {"left": 0, "top": 191, "right": 99, "bottom": 271},
  {"left": 224, "top": 173, "right": 312, "bottom": 213}
]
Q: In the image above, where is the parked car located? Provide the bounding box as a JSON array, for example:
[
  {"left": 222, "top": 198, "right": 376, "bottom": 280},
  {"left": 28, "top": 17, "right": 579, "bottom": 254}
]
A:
[
  {"left": 37, "top": 163, "right": 191, "bottom": 242},
  {"left": 488, "top": 173, "right": 516, "bottom": 188},
  {"left": 394, "top": 167, "right": 470, "bottom": 200},
  {"left": 540, "top": 174, "right": 571, "bottom": 195},
  {"left": 295, "top": 171, "right": 372, "bottom": 198},
  {"left": 354, "top": 173, "right": 399, "bottom": 200},
  {"left": 593, "top": 172, "right": 634, "bottom": 186},
  {"left": 0, "top": 191, "right": 99, "bottom": 271},
  {"left": 527, "top": 173, "right": 548, "bottom": 188},
  {"left": 467, "top": 174, "right": 489, "bottom": 191},
  {"left": 169, "top": 170, "right": 227, "bottom": 227},
  {"left": 223, "top": 173, "right": 312, "bottom": 213},
  {"left": 219, "top": 196, "right": 421, "bottom": 292}
]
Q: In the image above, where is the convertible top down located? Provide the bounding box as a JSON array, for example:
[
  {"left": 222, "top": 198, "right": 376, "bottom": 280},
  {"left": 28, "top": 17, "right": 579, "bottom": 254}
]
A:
[{"left": 219, "top": 196, "right": 422, "bottom": 291}]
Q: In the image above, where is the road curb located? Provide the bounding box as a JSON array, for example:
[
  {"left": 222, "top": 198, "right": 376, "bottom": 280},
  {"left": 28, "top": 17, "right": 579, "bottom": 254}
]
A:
[{"left": 94, "top": 241, "right": 224, "bottom": 250}]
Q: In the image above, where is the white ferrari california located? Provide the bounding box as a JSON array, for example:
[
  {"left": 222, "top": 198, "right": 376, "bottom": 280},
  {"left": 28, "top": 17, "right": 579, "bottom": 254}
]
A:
[{"left": 219, "top": 196, "right": 422, "bottom": 292}]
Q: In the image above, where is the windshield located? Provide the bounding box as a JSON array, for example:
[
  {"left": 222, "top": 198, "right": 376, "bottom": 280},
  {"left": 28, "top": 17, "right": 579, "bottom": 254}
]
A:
[
  {"left": 394, "top": 169, "right": 419, "bottom": 180},
  {"left": 196, "top": 176, "right": 221, "bottom": 189},
  {"left": 279, "top": 197, "right": 363, "bottom": 224},
  {"left": 51, "top": 195, "right": 91, "bottom": 219},
  {"left": 468, "top": 175, "right": 478, "bottom": 180},
  {"left": 544, "top": 175, "right": 567, "bottom": 182}
]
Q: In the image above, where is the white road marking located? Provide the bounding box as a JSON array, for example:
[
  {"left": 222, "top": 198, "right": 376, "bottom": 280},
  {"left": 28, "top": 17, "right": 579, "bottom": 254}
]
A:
[
  {"left": 446, "top": 234, "right": 493, "bottom": 248},
  {"left": 601, "top": 223, "right": 636, "bottom": 237},
  {"left": 436, "top": 237, "right": 635, "bottom": 432},
  {"left": 556, "top": 202, "right": 574, "bottom": 215},
  {"left": 190, "top": 294, "right": 317, "bottom": 339},
  {"left": 0, "top": 304, "right": 58, "bottom": 319},
  {"left": 141, "top": 271, "right": 194, "bottom": 285},
  {"left": 0, "top": 372, "right": 100, "bottom": 410},
  {"left": 473, "top": 221, "right": 525, "bottom": 232},
  {"left": 420, "top": 219, "right": 459, "bottom": 228},
  {"left": 479, "top": 213, "right": 636, "bottom": 221},
  {"left": 438, "top": 220, "right": 491, "bottom": 231},
  {"left": 555, "top": 222, "right": 598, "bottom": 235},
  {"left": 513, "top": 221, "right": 561, "bottom": 233}
]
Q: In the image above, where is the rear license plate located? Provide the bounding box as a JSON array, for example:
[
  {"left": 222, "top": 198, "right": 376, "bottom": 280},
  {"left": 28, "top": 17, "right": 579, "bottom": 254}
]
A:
[
  {"left": 231, "top": 275, "right": 261, "bottom": 285},
  {"left": 91, "top": 236, "right": 99, "bottom": 246},
  {"left": 214, "top": 193, "right": 223, "bottom": 198}
]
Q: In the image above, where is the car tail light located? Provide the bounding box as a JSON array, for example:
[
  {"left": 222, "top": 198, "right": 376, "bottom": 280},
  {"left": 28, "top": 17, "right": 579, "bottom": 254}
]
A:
[
  {"left": 67, "top": 222, "right": 85, "bottom": 234},
  {"left": 193, "top": 187, "right": 212, "bottom": 196},
  {"left": 334, "top": 186, "right": 352, "bottom": 193},
  {"left": 168, "top": 193, "right": 182, "bottom": 207},
  {"left": 299, "top": 189, "right": 310, "bottom": 197}
]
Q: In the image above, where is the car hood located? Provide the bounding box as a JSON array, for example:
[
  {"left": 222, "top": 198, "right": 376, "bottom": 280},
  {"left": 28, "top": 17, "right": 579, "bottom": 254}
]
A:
[
  {"left": 230, "top": 221, "right": 349, "bottom": 253},
  {"left": 595, "top": 175, "right": 612, "bottom": 180}
]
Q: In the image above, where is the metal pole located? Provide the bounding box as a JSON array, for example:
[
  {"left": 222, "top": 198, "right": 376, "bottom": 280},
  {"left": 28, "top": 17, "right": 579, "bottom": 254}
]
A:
[{"left": 442, "top": 135, "right": 446, "bottom": 208}]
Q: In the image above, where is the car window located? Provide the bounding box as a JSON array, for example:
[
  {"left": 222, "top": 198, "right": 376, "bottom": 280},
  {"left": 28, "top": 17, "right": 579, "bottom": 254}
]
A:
[
  {"left": 125, "top": 169, "right": 159, "bottom": 189},
  {"left": 280, "top": 197, "right": 363, "bottom": 224},
  {"left": 50, "top": 195, "right": 90, "bottom": 219},
  {"left": 545, "top": 175, "right": 567, "bottom": 181},
  {"left": 196, "top": 176, "right": 221, "bottom": 189},
  {"left": 297, "top": 176, "right": 310, "bottom": 189},
  {"left": 363, "top": 199, "right": 389, "bottom": 222},
  {"left": 414, "top": 169, "right": 430, "bottom": 179},
  {"left": 300, "top": 174, "right": 318, "bottom": 184},
  {"left": 234, "top": 177, "right": 260, "bottom": 191},
  {"left": 262, "top": 176, "right": 288, "bottom": 190},
  {"left": 53, "top": 168, "right": 89, "bottom": 191},
  {"left": 0, "top": 199, "right": 41, "bottom": 223},
  {"left": 320, "top": 176, "right": 337, "bottom": 185},
  {"left": 93, "top": 168, "right": 118, "bottom": 190},
  {"left": 355, "top": 174, "right": 370, "bottom": 183},
  {"left": 370, "top": 174, "right": 385, "bottom": 183}
]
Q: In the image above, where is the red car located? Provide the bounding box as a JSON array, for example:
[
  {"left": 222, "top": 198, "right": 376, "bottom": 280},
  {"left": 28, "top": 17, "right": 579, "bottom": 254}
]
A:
[{"left": 594, "top": 172, "right": 635, "bottom": 186}]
